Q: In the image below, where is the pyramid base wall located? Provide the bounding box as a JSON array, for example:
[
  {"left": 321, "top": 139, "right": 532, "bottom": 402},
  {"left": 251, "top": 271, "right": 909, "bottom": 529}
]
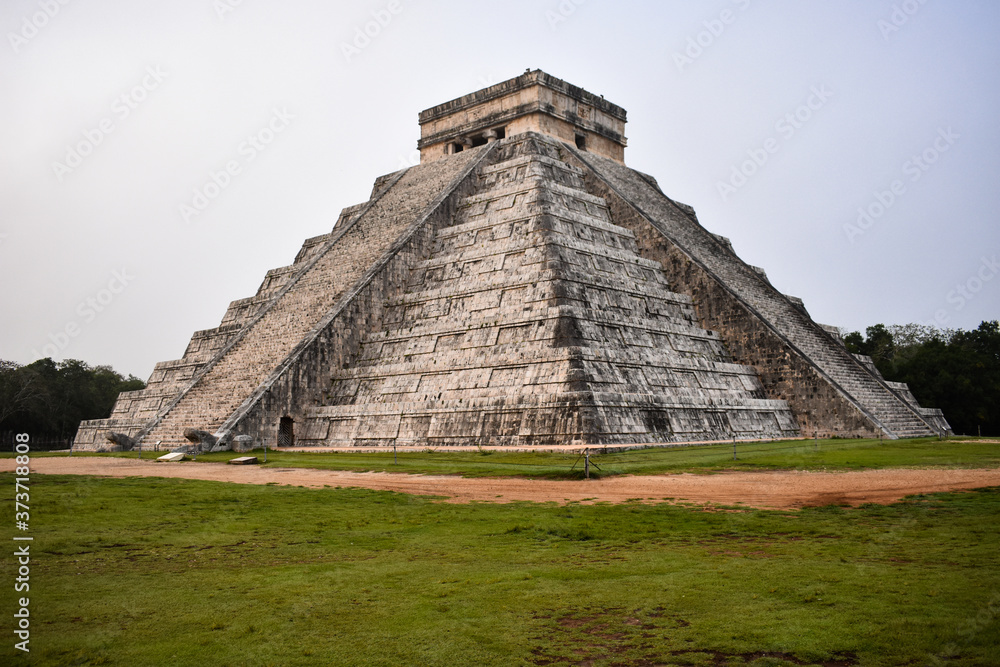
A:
[
  {"left": 297, "top": 392, "right": 799, "bottom": 448},
  {"left": 73, "top": 419, "right": 148, "bottom": 452},
  {"left": 917, "top": 409, "right": 952, "bottom": 436}
]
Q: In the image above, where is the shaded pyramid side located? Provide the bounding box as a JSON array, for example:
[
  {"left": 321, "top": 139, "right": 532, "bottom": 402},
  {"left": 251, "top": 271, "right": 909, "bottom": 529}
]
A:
[
  {"left": 568, "top": 141, "right": 943, "bottom": 438},
  {"left": 298, "top": 135, "right": 799, "bottom": 446}
]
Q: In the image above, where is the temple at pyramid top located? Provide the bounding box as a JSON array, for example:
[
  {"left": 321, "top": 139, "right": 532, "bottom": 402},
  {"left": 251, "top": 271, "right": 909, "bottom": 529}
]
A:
[{"left": 417, "top": 69, "right": 628, "bottom": 163}]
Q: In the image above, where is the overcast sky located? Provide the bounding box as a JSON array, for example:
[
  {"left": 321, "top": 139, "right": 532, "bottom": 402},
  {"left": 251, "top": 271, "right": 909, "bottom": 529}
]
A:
[{"left": 2, "top": 0, "right": 998, "bottom": 379}]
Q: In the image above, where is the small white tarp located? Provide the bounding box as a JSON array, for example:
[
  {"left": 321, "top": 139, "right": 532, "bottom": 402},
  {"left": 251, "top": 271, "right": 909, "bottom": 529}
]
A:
[{"left": 228, "top": 456, "right": 259, "bottom": 465}]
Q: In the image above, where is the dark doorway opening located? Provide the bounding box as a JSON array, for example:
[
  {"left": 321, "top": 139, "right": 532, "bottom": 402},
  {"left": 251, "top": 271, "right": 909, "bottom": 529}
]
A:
[
  {"left": 575, "top": 133, "right": 587, "bottom": 150},
  {"left": 278, "top": 417, "right": 294, "bottom": 447}
]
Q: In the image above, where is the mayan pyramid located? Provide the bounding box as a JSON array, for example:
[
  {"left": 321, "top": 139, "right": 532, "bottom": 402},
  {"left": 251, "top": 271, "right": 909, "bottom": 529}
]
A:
[{"left": 74, "top": 70, "right": 950, "bottom": 451}]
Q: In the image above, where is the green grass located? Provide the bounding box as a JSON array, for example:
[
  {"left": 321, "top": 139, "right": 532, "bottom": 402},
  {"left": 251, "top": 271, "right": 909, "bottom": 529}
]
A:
[
  {"left": 19, "top": 436, "right": 1000, "bottom": 480},
  {"left": 2, "top": 474, "right": 999, "bottom": 666}
]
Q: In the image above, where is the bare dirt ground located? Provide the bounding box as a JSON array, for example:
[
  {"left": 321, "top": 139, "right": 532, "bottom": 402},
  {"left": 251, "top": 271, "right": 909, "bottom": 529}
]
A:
[{"left": 6, "top": 457, "right": 1000, "bottom": 509}]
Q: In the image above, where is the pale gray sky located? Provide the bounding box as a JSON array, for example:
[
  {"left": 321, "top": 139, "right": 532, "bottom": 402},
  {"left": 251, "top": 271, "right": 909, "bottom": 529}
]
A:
[{"left": 2, "top": 0, "right": 998, "bottom": 378}]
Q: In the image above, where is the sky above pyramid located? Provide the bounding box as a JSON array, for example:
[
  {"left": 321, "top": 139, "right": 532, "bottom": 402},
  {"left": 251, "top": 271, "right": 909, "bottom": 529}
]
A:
[{"left": 1, "top": 0, "right": 998, "bottom": 379}]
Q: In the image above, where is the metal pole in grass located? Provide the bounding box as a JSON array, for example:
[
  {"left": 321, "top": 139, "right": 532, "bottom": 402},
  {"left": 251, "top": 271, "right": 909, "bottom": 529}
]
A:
[
  {"left": 393, "top": 443, "right": 397, "bottom": 465},
  {"left": 814, "top": 431, "right": 818, "bottom": 453},
  {"left": 585, "top": 449, "right": 590, "bottom": 480},
  {"left": 264, "top": 439, "right": 267, "bottom": 463},
  {"left": 733, "top": 437, "right": 736, "bottom": 461}
]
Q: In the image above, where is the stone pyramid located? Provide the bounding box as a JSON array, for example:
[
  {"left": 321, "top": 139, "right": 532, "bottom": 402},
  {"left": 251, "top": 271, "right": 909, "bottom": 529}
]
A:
[{"left": 74, "top": 70, "right": 949, "bottom": 451}]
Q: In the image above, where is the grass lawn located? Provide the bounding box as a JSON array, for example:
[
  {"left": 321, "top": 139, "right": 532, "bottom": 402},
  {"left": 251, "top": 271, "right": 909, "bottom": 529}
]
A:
[
  {"left": 3, "top": 471, "right": 999, "bottom": 666},
  {"left": 24, "top": 436, "right": 1000, "bottom": 480}
]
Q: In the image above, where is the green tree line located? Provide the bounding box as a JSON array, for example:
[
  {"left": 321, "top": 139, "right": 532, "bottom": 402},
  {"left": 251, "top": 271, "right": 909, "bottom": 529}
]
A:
[
  {"left": 0, "top": 358, "right": 145, "bottom": 447},
  {"left": 843, "top": 320, "right": 999, "bottom": 436}
]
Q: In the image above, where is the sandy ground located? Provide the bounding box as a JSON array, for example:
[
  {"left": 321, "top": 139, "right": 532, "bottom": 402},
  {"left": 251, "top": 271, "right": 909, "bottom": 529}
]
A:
[{"left": 5, "top": 457, "right": 1000, "bottom": 509}]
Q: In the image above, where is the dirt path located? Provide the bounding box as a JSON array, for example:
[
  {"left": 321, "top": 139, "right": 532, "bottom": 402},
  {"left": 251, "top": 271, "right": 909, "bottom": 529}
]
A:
[{"left": 6, "top": 458, "right": 1000, "bottom": 509}]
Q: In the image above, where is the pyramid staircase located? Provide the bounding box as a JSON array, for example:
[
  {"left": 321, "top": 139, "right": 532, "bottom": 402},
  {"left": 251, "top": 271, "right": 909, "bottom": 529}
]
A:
[
  {"left": 298, "top": 137, "right": 799, "bottom": 446},
  {"left": 74, "top": 148, "right": 490, "bottom": 450}
]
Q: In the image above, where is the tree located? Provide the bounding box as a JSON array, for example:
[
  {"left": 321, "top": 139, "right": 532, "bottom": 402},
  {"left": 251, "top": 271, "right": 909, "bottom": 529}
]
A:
[
  {"left": 0, "top": 358, "right": 145, "bottom": 443},
  {"left": 843, "top": 323, "right": 896, "bottom": 377},
  {"left": 885, "top": 323, "right": 955, "bottom": 348},
  {"left": 863, "top": 324, "right": 896, "bottom": 375},
  {"left": 843, "top": 331, "right": 864, "bottom": 355},
  {"left": 0, "top": 361, "right": 45, "bottom": 427},
  {"left": 843, "top": 321, "right": 999, "bottom": 436}
]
